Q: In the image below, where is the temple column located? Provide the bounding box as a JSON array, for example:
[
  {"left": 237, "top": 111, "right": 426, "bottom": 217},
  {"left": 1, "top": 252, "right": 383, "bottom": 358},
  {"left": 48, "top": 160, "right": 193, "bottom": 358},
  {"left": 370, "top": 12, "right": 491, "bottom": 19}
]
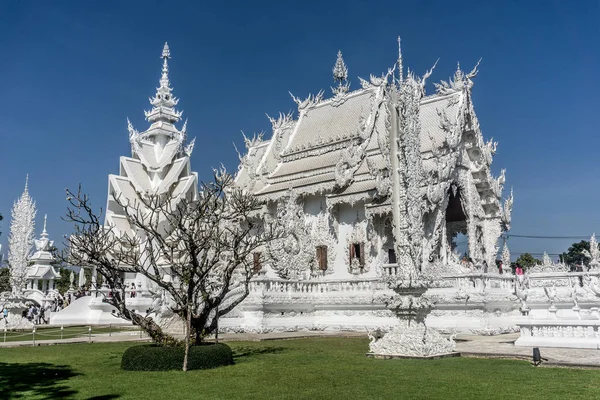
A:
[{"left": 91, "top": 266, "right": 98, "bottom": 297}]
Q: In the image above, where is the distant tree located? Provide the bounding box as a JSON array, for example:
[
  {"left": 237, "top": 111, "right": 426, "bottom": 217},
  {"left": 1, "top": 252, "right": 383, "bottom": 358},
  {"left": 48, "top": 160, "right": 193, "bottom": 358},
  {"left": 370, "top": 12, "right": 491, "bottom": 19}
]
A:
[
  {"left": 560, "top": 240, "right": 591, "bottom": 266},
  {"left": 46, "top": 245, "right": 71, "bottom": 294},
  {"left": 515, "top": 253, "right": 541, "bottom": 270},
  {"left": 0, "top": 267, "right": 9, "bottom": 292}
]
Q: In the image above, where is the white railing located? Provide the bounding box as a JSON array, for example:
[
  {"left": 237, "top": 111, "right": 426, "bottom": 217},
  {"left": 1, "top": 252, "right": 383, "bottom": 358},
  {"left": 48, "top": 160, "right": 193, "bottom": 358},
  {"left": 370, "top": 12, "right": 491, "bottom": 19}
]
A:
[{"left": 249, "top": 277, "right": 387, "bottom": 295}]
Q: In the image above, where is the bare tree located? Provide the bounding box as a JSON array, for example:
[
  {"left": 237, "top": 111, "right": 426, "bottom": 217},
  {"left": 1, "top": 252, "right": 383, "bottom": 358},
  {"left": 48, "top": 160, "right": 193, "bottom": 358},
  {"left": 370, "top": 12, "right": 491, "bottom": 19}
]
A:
[{"left": 64, "top": 168, "right": 281, "bottom": 359}]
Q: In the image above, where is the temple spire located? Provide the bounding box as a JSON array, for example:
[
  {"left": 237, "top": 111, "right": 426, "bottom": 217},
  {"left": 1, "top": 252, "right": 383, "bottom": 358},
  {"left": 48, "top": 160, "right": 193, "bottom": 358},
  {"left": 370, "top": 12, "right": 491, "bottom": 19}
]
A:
[
  {"left": 397, "top": 36, "right": 403, "bottom": 83},
  {"left": 145, "top": 42, "right": 182, "bottom": 124},
  {"left": 24, "top": 174, "right": 29, "bottom": 194},
  {"left": 160, "top": 42, "right": 171, "bottom": 90}
]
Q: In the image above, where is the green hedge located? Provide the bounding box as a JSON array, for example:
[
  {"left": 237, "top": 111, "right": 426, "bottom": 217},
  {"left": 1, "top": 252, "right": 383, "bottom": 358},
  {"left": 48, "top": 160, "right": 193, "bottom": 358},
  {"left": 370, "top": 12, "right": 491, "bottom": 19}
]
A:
[{"left": 121, "top": 343, "right": 234, "bottom": 371}]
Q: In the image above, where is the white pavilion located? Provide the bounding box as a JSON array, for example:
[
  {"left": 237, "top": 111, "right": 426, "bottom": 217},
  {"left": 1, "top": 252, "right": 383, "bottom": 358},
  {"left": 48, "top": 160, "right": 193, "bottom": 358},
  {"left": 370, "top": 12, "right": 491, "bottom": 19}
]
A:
[{"left": 24, "top": 215, "right": 61, "bottom": 303}]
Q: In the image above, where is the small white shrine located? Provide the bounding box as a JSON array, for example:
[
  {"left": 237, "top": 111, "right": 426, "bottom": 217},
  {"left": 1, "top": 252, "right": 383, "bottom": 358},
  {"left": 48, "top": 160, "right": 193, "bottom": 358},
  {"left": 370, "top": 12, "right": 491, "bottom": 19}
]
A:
[{"left": 26, "top": 215, "right": 61, "bottom": 294}]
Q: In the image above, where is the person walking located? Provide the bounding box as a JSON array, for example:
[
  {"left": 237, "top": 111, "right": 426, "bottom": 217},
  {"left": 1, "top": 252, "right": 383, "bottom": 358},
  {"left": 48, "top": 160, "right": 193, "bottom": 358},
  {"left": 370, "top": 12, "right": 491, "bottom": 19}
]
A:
[{"left": 2, "top": 306, "right": 8, "bottom": 323}]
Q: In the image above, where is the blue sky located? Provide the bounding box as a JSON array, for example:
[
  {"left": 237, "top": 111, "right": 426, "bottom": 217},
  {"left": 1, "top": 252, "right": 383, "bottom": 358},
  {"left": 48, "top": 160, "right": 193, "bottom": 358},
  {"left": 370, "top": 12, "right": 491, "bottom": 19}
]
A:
[{"left": 0, "top": 0, "right": 599, "bottom": 260}]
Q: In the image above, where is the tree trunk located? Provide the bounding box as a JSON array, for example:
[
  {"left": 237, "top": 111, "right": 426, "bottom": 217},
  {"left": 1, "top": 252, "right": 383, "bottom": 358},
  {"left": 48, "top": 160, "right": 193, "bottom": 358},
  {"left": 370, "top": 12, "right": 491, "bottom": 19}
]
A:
[
  {"left": 128, "top": 310, "right": 181, "bottom": 346},
  {"left": 182, "top": 303, "right": 192, "bottom": 371}
]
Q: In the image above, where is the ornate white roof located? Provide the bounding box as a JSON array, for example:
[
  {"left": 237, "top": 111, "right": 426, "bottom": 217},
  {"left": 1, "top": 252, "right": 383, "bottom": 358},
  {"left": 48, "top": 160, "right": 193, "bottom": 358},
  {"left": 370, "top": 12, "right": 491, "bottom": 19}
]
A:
[{"left": 239, "top": 87, "right": 463, "bottom": 199}]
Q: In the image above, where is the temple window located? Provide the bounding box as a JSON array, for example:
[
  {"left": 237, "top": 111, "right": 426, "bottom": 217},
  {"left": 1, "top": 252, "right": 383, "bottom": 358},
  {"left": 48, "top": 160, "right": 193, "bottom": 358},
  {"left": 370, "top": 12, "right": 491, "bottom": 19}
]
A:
[
  {"left": 350, "top": 243, "right": 365, "bottom": 267},
  {"left": 316, "top": 246, "right": 328, "bottom": 271},
  {"left": 388, "top": 248, "right": 397, "bottom": 264},
  {"left": 252, "top": 252, "right": 262, "bottom": 273}
]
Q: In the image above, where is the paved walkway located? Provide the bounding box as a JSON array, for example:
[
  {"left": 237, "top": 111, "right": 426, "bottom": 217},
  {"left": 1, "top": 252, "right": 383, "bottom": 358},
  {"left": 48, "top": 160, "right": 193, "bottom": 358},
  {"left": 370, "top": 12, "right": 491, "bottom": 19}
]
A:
[
  {"left": 454, "top": 333, "right": 600, "bottom": 368},
  {"left": 3, "top": 330, "right": 600, "bottom": 368}
]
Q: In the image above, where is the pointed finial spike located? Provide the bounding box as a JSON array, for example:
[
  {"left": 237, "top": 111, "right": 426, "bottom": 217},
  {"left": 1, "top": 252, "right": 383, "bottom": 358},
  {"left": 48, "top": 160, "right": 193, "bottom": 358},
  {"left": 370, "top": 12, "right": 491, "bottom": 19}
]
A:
[
  {"left": 397, "top": 36, "right": 403, "bottom": 83},
  {"left": 162, "top": 42, "right": 170, "bottom": 59},
  {"left": 43, "top": 214, "right": 47, "bottom": 233},
  {"left": 24, "top": 174, "right": 29, "bottom": 193}
]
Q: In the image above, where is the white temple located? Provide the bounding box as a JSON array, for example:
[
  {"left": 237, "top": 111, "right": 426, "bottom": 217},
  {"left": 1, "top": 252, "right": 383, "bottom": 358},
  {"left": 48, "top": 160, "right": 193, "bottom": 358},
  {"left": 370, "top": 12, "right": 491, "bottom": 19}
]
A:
[
  {"left": 222, "top": 42, "right": 517, "bottom": 333},
  {"left": 49, "top": 42, "right": 600, "bottom": 348}
]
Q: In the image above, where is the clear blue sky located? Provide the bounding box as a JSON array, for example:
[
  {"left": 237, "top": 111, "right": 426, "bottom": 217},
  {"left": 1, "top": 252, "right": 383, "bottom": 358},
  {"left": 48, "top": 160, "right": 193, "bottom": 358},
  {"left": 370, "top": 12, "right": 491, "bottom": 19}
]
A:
[{"left": 1, "top": 0, "right": 599, "bottom": 260}]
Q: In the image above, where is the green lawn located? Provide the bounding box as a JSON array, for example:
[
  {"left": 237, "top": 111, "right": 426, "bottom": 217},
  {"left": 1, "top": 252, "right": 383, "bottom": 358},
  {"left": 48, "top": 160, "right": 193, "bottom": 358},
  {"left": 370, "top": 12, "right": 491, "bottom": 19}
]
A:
[{"left": 1, "top": 337, "right": 599, "bottom": 399}]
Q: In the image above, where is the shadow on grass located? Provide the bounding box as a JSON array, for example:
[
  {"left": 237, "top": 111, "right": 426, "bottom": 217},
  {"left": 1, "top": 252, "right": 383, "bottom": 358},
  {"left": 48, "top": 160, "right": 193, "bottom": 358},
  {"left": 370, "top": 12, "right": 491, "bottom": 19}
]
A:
[
  {"left": 0, "top": 362, "right": 82, "bottom": 400},
  {"left": 233, "top": 346, "right": 285, "bottom": 359}
]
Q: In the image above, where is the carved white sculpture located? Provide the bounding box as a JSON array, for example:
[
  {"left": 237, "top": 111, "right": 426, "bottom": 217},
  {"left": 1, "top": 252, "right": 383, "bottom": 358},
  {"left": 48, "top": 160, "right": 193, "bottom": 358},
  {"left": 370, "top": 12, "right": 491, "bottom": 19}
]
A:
[
  {"left": 266, "top": 193, "right": 314, "bottom": 279},
  {"left": 369, "top": 321, "right": 456, "bottom": 357},
  {"left": 515, "top": 276, "right": 530, "bottom": 313},
  {"left": 583, "top": 234, "right": 600, "bottom": 270},
  {"left": 347, "top": 225, "right": 370, "bottom": 275},
  {"left": 8, "top": 176, "right": 36, "bottom": 296}
]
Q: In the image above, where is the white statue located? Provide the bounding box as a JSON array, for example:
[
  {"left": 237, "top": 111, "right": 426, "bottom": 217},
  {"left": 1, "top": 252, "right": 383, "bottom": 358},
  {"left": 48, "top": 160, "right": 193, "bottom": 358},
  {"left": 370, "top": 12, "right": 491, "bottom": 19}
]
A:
[
  {"left": 544, "top": 285, "right": 558, "bottom": 313},
  {"left": 515, "top": 276, "right": 530, "bottom": 313}
]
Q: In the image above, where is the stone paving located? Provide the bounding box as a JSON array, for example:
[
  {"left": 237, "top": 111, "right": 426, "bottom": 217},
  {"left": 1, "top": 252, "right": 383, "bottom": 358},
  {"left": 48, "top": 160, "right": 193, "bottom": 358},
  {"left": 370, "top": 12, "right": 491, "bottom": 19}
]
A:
[
  {"left": 454, "top": 333, "right": 600, "bottom": 368},
  {"left": 2, "top": 329, "right": 600, "bottom": 368}
]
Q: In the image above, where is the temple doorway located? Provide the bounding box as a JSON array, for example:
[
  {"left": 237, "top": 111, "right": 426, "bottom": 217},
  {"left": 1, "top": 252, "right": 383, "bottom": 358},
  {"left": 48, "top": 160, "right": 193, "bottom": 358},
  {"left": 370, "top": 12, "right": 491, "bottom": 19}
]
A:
[{"left": 445, "top": 185, "right": 468, "bottom": 260}]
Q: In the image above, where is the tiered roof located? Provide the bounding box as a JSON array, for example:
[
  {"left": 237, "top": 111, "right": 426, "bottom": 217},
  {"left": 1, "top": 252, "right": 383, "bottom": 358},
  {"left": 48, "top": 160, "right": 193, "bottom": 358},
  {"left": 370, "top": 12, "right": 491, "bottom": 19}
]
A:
[{"left": 105, "top": 43, "right": 199, "bottom": 233}]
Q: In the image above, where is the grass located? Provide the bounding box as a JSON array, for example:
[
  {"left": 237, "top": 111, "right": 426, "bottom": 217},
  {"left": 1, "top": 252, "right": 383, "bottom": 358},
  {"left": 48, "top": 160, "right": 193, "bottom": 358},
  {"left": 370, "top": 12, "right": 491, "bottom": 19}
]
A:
[
  {"left": 1, "top": 325, "right": 138, "bottom": 343},
  {"left": 1, "top": 337, "right": 600, "bottom": 399}
]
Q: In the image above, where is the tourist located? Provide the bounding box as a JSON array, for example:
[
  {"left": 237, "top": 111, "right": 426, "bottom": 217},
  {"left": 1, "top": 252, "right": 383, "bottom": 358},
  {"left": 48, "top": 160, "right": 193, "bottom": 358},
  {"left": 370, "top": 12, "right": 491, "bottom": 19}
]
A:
[
  {"left": 467, "top": 257, "right": 475, "bottom": 271},
  {"left": 36, "top": 305, "right": 43, "bottom": 325},
  {"left": 130, "top": 283, "right": 137, "bottom": 298},
  {"left": 515, "top": 264, "right": 524, "bottom": 276},
  {"left": 2, "top": 305, "right": 8, "bottom": 323},
  {"left": 26, "top": 305, "right": 34, "bottom": 322},
  {"left": 39, "top": 305, "right": 47, "bottom": 324},
  {"left": 497, "top": 260, "right": 503, "bottom": 274}
]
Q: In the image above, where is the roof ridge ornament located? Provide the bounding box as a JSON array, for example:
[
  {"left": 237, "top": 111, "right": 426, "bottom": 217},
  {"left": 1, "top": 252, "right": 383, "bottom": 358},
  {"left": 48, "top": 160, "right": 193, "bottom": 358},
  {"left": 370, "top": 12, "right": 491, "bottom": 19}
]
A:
[
  {"left": 434, "top": 58, "right": 482, "bottom": 95},
  {"left": 331, "top": 50, "right": 350, "bottom": 99}
]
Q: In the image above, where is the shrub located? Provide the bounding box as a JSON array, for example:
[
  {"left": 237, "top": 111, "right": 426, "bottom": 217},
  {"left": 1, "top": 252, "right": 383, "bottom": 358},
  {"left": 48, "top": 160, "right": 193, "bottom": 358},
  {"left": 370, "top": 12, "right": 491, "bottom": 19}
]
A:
[{"left": 121, "top": 343, "right": 234, "bottom": 371}]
